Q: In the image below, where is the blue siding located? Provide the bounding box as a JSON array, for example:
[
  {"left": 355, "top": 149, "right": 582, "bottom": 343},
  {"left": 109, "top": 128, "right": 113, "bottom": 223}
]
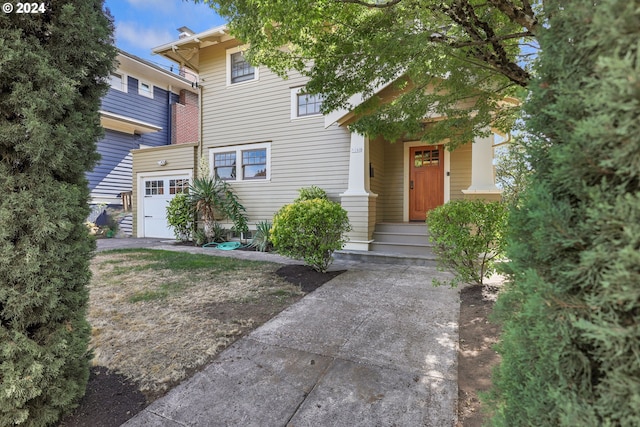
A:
[
  {"left": 88, "top": 129, "right": 136, "bottom": 202},
  {"left": 101, "top": 76, "right": 180, "bottom": 148}
]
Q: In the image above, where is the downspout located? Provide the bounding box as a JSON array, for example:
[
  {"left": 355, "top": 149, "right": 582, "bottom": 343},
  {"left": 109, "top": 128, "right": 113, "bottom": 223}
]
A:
[
  {"left": 167, "top": 85, "right": 173, "bottom": 145},
  {"left": 198, "top": 81, "right": 203, "bottom": 178}
]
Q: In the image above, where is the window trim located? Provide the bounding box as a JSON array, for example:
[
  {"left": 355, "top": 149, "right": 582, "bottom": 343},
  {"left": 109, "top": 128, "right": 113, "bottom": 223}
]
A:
[
  {"left": 109, "top": 72, "right": 127, "bottom": 92},
  {"left": 290, "top": 87, "right": 323, "bottom": 119},
  {"left": 138, "top": 80, "right": 154, "bottom": 99},
  {"left": 209, "top": 142, "right": 271, "bottom": 182},
  {"left": 226, "top": 45, "right": 259, "bottom": 86}
]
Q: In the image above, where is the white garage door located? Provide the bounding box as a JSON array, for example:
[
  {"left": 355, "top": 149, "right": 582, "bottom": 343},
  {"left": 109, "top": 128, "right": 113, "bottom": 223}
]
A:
[{"left": 142, "top": 175, "right": 190, "bottom": 238}]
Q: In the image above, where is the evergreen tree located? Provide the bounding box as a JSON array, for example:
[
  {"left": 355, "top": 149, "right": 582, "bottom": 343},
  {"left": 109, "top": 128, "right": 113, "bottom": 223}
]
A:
[
  {"left": 488, "top": 0, "right": 640, "bottom": 425},
  {"left": 0, "top": 2, "right": 115, "bottom": 425}
]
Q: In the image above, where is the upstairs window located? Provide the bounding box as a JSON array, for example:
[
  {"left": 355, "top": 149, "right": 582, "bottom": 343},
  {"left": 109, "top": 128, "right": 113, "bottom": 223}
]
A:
[
  {"left": 291, "top": 87, "right": 324, "bottom": 119},
  {"left": 109, "top": 72, "right": 126, "bottom": 92},
  {"left": 297, "top": 93, "right": 323, "bottom": 117},
  {"left": 226, "top": 46, "right": 259, "bottom": 85},
  {"left": 214, "top": 152, "right": 236, "bottom": 181},
  {"left": 138, "top": 80, "right": 153, "bottom": 98}
]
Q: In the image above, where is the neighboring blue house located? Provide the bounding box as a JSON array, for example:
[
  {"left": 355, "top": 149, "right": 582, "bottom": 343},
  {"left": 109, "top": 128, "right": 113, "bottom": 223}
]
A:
[{"left": 88, "top": 49, "right": 199, "bottom": 235}]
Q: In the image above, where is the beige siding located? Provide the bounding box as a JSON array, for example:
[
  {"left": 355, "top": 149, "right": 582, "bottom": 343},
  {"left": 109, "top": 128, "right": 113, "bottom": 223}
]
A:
[
  {"left": 198, "top": 43, "right": 350, "bottom": 223},
  {"left": 382, "top": 141, "right": 405, "bottom": 222},
  {"left": 369, "top": 137, "right": 385, "bottom": 224},
  {"left": 131, "top": 143, "right": 197, "bottom": 236},
  {"left": 449, "top": 142, "right": 472, "bottom": 201},
  {"left": 341, "top": 196, "right": 374, "bottom": 242}
]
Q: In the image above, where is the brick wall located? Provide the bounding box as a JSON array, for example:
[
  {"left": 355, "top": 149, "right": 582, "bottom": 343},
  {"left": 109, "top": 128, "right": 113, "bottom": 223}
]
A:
[{"left": 171, "top": 89, "right": 199, "bottom": 145}]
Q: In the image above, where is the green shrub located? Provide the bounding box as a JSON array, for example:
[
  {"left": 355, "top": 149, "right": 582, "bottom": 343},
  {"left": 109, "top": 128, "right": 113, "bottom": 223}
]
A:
[
  {"left": 294, "top": 185, "right": 328, "bottom": 202},
  {"left": 189, "top": 176, "right": 248, "bottom": 240},
  {"left": 271, "top": 198, "right": 351, "bottom": 272},
  {"left": 166, "top": 193, "right": 195, "bottom": 241},
  {"left": 426, "top": 199, "right": 508, "bottom": 287},
  {"left": 249, "top": 220, "right": 272, "bottom": 252},
  {"left": 487, "top": 1, "right": 640, "bottom": 425},
  {"left": 0, "top": 2, "right": 116, "bottom": 425}
]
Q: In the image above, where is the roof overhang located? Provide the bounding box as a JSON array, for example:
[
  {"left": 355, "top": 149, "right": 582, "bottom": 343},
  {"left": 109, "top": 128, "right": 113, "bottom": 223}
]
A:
[
  {"left": 100, "top": 111, "right": 162, "bottom": 135},
  {"left": 116, "top": 50, "right": 197, "bottom": 92},
  {"left": 152, "top": 25, "right": 234, "bottom": 72}
]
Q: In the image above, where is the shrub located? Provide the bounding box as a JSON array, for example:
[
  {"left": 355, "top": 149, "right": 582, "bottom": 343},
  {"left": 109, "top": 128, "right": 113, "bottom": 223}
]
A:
[
  {"left": 189, "top": 176, "right": 248, "bottom": 240},
  {"left": 166, "top": 193, "right": 195, "bottom": 241},
  {"left": 294, "top": 185, "right": 328, "bottom": 202},
  {"left": 426, "top": 199, "right": 508, "bottom": 287},
  {"left": 487, "top": 1, "right": 640, "bottom": 425},
  {"left": 0, "top": 2, "right": 116, "bottom": 425},
  {"left": 249, "top": 220, "right": 272, "bottom": 252},
  {"left": 271, "top": 198, "right": 351, "bottom": 272}
]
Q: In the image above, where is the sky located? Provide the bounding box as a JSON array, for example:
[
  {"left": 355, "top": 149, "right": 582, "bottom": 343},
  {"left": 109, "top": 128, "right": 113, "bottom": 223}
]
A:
[{"left": 104, "top": 0, "right": 226, "bottom": 72}]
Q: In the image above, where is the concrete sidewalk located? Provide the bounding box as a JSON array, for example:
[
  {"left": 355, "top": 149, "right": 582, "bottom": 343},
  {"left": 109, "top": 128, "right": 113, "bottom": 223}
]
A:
[{"left": 101, "top": 239, "right": 459, "bottom": 426}]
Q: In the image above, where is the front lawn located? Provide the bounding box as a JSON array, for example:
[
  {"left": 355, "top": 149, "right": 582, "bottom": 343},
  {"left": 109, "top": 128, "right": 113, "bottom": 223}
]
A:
[{"left": 88, "top": 249, "right": 305, "bottom": 399}]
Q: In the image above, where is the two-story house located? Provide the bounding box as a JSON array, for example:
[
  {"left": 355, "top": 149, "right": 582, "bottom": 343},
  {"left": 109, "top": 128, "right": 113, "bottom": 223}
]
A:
[
  {"left": 133, "top": 25, "right": 503, "bottom": 253},
  {"left": 89, "top": 49, "right": 198, "bottom": 236}
]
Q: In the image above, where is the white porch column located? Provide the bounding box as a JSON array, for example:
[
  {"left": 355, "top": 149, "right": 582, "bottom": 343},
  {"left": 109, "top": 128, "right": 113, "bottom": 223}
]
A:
[
  {"left": 462, "top": 132, "right": 502, "bottom": 196},
  {"left": 340, "top": 132, "right": 377, "bottom": 251}
]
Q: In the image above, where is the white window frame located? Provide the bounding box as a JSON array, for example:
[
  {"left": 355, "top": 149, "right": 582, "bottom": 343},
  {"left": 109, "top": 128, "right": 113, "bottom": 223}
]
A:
[
  {"left": 290, "top": 87, "right": 323, "bottom": 119},
  {"left": 209, "top": 142, "right": 271, "bottom": 182},
  {"left": 226, "top": 45, "right": 259, "bottom": 86},
  {"left": 138, "top": 80, "right": 154, "bottom": 99},
  {"left": 109, "top": 72, "right": 127, "bottom": 92}
]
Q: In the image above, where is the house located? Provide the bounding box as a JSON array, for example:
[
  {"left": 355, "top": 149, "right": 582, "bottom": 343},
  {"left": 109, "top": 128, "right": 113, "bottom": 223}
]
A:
[
  {"left": 88, "top": 49, "right": 199, "bottom": 236},
  {"left": 133, "top": 25, "right": 502, "bottom": 252}
]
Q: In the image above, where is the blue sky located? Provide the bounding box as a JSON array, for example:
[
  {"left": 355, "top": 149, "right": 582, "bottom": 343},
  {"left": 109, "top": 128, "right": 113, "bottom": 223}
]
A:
[{"left": 104, "top": 0, "right": 226, "bottom": 70}]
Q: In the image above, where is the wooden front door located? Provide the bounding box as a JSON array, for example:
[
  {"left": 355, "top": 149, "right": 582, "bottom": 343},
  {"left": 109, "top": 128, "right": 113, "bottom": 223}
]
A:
[{"left": 409, "top": 145, "right": 444, "bottom": 221}]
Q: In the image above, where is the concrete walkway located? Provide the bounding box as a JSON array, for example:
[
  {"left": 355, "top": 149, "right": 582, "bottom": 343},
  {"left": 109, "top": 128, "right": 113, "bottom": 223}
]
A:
[{"left": 98, "top": 238, "right": 459, "bottom": 426}]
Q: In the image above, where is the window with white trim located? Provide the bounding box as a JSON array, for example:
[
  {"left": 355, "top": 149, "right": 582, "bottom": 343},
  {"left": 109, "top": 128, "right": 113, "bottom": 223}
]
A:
[
  {"left": 145, "top": 180, "right": 164, "bottom": 195},
  {"left": 169, "top": 178, "right": 189, "bottom": 194},
  {"left": 291, "top": 87, "right": 323, "bottom": 119},
  {"left": 210, "top": 143, "right": 271, "bottom": 182},
  {"left": 226, "top": 46, "right": 259, "bottom": 85},
  {"left": 109, "top": 72, "right": 126, "bottom": 92},
  {"left": 138, "top": 80, "right": 153, "bottom": 98}
]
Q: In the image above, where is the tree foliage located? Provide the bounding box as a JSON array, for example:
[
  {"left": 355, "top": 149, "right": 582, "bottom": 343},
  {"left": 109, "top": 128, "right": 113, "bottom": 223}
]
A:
[
  {"left": 197, "top": 0, "right": 538, "bottom": 147},
  {"left": 0, "top": 1, "right": 116, "bottom": 425},
  {"left": 488, "top": 0, "right": 640, "bottom": 424}
]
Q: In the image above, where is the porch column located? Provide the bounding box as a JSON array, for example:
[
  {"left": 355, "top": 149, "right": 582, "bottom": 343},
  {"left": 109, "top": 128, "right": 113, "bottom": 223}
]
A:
[
  {"left": 341, "top": 132, "right": 377, "bottom": 251},
  {"left": 462, "top": 132, "right": 502, "bottom": 200}
]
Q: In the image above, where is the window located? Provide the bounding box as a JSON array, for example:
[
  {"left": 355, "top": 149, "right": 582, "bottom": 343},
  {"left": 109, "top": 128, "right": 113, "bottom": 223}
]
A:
[
  {"left": 297, "top": 93, "right": 323, "bottom": 117},
  {"left": 145, "top": 180, "right": 164, "bottom": 195},
  {"left": 242, "top": 149, "right": 267, "bottom": 180},
  {"left": 291, "top": 87, "right": 323, "bottom": 119},
  {"left": 214, "top": 152, "right": 236, "bottom": 180},
  {"left": 210, "top": 143, "right": 271, "bottom": 182},
  {"left": 169, "top": 178, "right": 189, "bottom": 194},
  {"left": 226, "top": 46, "right": 259, "bottom": 85},
  {"left": 138, "top": 80, "right": 153, "bottom": 98},
  {"left": 109, "top": 72, "right": 126, "bottom": 92}
]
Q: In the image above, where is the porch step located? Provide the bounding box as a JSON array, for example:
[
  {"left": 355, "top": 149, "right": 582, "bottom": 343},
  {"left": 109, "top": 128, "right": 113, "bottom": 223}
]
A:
[
  {"left": 334, "top": 250, "right": 437, "bottom": 267},
  {"left": 335, "top": 222, "right": 437, "bottom": 266}
]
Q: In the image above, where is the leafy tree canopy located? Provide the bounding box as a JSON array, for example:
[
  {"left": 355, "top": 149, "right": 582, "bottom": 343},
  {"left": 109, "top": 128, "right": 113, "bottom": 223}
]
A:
[{"left": 197, "top": 0, "right": 538, "bottom": 147}]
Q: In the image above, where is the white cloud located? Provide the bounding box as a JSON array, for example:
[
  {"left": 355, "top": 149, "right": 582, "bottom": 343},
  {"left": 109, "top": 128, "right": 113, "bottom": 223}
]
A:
[{"left": 116, "top": 21, "right": 174, "bottom": 50}]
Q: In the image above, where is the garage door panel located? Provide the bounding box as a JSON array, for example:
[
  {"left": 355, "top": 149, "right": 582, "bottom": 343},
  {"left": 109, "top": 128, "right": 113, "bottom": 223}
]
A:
[{"left": 141, "top": 174, "right": 189, "bottom": 238}]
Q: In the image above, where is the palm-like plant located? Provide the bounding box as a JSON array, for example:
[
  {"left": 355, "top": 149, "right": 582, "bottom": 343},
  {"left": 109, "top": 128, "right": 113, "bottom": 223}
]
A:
[{"left": 189, "top": 176, "right": 248, "bottom": 241}]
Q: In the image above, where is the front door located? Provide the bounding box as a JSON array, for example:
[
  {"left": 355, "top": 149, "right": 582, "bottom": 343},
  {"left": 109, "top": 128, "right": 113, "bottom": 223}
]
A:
[{"left": 409, "top": 145, "right": 444, "bottom": 221}]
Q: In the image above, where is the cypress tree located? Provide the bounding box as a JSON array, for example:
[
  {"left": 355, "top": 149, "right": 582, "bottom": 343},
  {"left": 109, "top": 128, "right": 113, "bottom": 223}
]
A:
[
  {"left": 0, "top": 2, "right": 115, "bottom": 425},
  {"left": 489, "top": 0, "right": 640, "bottom": 425}
]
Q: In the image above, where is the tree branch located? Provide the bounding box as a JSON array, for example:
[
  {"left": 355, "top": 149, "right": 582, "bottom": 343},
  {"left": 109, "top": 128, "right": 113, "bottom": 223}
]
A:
[{"left": 335, "top": 0, "right": 403, "bottom": 8}]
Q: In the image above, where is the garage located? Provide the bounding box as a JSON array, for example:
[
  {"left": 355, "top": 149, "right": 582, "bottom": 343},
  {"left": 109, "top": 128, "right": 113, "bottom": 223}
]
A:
[{"left": 138, "top": 171, "right": 191, "bottom": 238}]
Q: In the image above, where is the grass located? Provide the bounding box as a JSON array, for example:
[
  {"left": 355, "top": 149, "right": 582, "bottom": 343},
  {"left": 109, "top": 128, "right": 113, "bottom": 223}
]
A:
[{"left": 88, "top": 249, "right": 304, "bottom": 397}]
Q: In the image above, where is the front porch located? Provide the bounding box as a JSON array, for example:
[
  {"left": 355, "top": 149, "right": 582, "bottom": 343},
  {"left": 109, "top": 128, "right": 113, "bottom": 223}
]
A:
[{"left": 337, "top": 131, "right": 502, "bottom": 264}]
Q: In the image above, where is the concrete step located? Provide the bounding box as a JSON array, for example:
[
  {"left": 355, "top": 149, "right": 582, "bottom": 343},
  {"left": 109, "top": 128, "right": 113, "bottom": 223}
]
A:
[
  {"left": 334, "top": 250, "right": 437, "bottom": 267},
  {"left": 370, "top": 241, "right": 434, "bottom": 257},
  {"left": 374, "top": 222, "right": 428, "bottom": 234},
  {"left": 372, "top": 231, "right": 430, "bottom": 245}
]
